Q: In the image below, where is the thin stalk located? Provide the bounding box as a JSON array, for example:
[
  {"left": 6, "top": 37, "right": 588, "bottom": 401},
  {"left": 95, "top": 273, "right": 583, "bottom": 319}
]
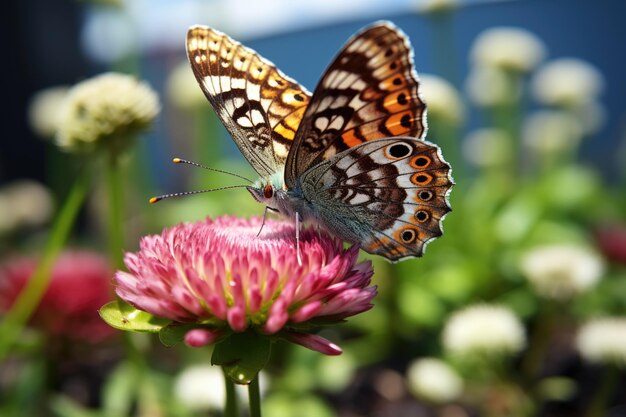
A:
[
  {"left": 248, "top": 374, "right": 262, "bottom": 417},
  {"left": 584, "top": 365, "right": 619, "bottom": 417},
  {"left": 223, "top": 368, "right": 239, "bottom": 417},
  {"left": 106, "top": 151, "right": 125, "bottom": 269},
  {"left": 0, "top": 171, "right": 89, "bottom": 361}
]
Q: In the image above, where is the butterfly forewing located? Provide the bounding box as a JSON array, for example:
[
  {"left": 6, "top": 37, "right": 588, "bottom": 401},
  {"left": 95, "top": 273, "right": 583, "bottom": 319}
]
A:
[
  {"left": 186, "top": 26, "right": 311, "bottom": 177},
  {"left": 285, "top": 21, "right": 426, "bottom": 187}
]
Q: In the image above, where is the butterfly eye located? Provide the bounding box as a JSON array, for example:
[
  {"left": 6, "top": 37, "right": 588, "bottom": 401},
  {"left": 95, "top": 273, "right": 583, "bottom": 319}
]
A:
[
  {"left": 411, "top": 173, "right": 433, "bottom": 186},
  {"left": 410, "top": 155, "right": 431, "bottom": 169},
  {"left": 386, "top": 142, "right": 413, "bottom": 159},
  {"left": 263, "top": 184, "right": 274, "bottom": 199},
  {"left": 418, "top": 190, "right": 433, "bottom": 201},
  {"left": 400, "top": 228, "right": 418, "bottom": 244},
  {"left": 415, "top": 210, "right": 430, "bottom": 223}
]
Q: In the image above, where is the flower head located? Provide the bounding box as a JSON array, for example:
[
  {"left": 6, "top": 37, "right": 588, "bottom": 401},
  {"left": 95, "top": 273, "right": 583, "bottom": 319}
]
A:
[
  {"left": 56, "top": 72, "right": 160, "bottom": 153},
  {"left": 0, "top": 251, "right": 117, "bottom": 343},
  {"left": 442, "top": 304, "right": 526, "bottom": 357},
  {"left": 0, "top": 180, "right": 53, "bottom": 235},
  {"left": 520, "top": 245, "right": 604, "bottom": 300},
  {"left": 463, "top": 128, "right": 512, "bottom": 168},
  {"left": 114, "top": 216, "right": 376, "bottom": 355},
  {"left": 406, "top": 358, "right": 463, "bottom": 403},
  {"left": 522, "top": 111, "right": 584, "bottom": 156},
  {"left": 576, "top": 317, "right": 626, "bottom": 367},
  {"left": 166, "top": 61, "right": 207, "bottom": 109},
  {"left": 27, "top": 86, "right": 69, "bottom": 138},
  {"left": 531, "top": 58, "right": 604, "bottom": 107},
  {"left": 595, "top": 224, "right": 626, "bottom": 265},
  {"left": 470, "top": 27, "right": 546, "bottom": 72},
  {"left": 420, "top": 74, "right": 465, "bottom": 126},
  {"left": 465, "top": 66, "right": 521, "bottom": 107}
]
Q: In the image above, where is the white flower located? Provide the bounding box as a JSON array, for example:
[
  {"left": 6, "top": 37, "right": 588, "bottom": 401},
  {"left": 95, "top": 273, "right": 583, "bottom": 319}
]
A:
[
  {"left": 0, "top": 180, "right": 53, "bottom": 234},
  {"left": 27, "top": 87, "right": 69, "bottom": 138},
  {"left": 174, "top": 364, "right": 269, "bottom": 411},
  {"left": 420, "top": 74, "right": 465, "bottom": 125},
  {"left": 406, "top": 358, "right": 463, "bottom": 403},
  {"left": 470, "top": 27, "right": 546, "bottom": 72},
  {"left": 531, "top": 58, "right": 604, "bottom": 107},
  {"left": 166, "top": 60, "right": 207, "bottom": 110},
  {"left": 174, "top": 365, "right": 225, "bottom": 411},
  {"left": 520, "top": 245, "right": 604, "bottom": 300},
  {"left": 522, "top": 111, "right": 583, "bottom": 155},
  {"left": 442, "top": 304, "right": 526, "bottom": 356},
  {"left": 465, "top": 66, "right": 521, "bottom": 107},
  {"left": 56, "top": 72, "right": 160, "bottom": 152},
  {"left": 576, "top": 318, "right": 626, "bottom": 366},
  {"left": 415, "top": 0, "right": 459, "bottom": 13},
  {"left": 463, "top": 128, "right": 512, "bottom": 168}
]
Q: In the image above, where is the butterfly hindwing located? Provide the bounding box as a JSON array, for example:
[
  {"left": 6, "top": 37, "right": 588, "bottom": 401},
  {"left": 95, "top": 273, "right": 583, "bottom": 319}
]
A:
[
  {"left": 285, "top": 21, "right": 426, "bottom": 187},
  {"left": 186, "top": 26, "right": 311, "bottom": 177},
  {"left": 300, "top": 137, "right": 452, "bottom": 261}
]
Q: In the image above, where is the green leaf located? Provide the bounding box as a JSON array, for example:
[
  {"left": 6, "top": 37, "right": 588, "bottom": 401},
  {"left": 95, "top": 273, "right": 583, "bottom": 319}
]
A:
[
  {"left": 212, "top": 331, "right": 271, "bottom": 385},
  {"left": 102, "top": 362, "right": 139, "bottom": 417},
  {"left": 99, "top": 300, "right": 171, "bottom": 332},
  {"left": 158, "top": 323, "right": 199, "bottom": 347},
  {"left": 50, "top": 395, "right": 102, "bottom": 417}
]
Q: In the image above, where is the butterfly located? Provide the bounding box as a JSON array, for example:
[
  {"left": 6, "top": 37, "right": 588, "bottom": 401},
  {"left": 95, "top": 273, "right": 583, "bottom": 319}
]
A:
[{"left": 185, "top": 21, "right": 453, "bottom": 261}]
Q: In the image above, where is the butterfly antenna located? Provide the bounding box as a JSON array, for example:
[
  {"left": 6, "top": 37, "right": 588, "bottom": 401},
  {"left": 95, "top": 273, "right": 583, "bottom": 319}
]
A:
[
  {"left": 172, "top": 158, "right": 253, "bottom": 183},
  {"left": 149, "top": 185, "right": 248, "bottom": 204}
]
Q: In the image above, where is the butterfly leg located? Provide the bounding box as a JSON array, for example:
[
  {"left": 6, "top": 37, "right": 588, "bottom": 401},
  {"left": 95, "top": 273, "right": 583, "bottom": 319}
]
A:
[
  {"left": 296, "top": 212, "right": 302, "bottom": 266},
  {"left": 257, "top": 206, "right": 278, "bottom": 237}
]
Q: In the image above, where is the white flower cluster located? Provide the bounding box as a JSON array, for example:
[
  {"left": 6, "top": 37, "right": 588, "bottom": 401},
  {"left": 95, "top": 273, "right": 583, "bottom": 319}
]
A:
[
  {"left": 520, "top": 245, "right": 604, "bottom": 300},
  {"left": 0, "top": 180, "right": 53, "bottom": 235},
  {"left": 406, "top": 358, "right": 463, "bottom": 403},
  {"left": 420, "top": 74, "right": 465, "bottom": 126},
  {"left": 442, "top": 304, "right": 526, "bottom": 356},
  {"left": 463, "top": 128, "right": 512, "bottom": 168},
  {"left": 27, "top": 86, "right": 69, "bottom": 138},
  {"left": 166, "top": 61, "right": 207, "bottom": 110},
  {"left": 56, "top": 72, "right": 160, "bottom": 152},
  {"left": 576, "top": 318, "right": 626, "bottom": 367}
]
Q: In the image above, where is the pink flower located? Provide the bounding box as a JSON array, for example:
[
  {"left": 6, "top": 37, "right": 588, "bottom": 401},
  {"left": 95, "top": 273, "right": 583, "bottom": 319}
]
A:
[
  {"left": 115, "top": 216, "right": 376, "bottom": 355},
  {"left": 0, "top": 251, "right": 117, "bottom": 343},
  {"left": 595, "top": 224, "right": 626, "bottom": 265}
]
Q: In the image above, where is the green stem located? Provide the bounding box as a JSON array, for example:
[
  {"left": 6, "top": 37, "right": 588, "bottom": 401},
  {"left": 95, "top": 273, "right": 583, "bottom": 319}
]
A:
[
  {"left": 223, "top": 368, "right": 239, "bottom": 417},
  {"left": 584, "top": 365, "right": 619, "bottom": 417},
  {"left": 0, "top": 171, "right": 89, "bottom": 361},
  {"left": 248, "top": 374, "right": 262, "bottom": 417},
  {"left": 106, "top": 151, "right": 125, "bottom": 269}
]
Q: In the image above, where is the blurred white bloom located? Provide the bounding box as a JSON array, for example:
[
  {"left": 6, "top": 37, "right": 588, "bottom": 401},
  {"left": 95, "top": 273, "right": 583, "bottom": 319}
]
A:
[
  {"left": 520, "top": 245, "right": 604, "bottom": 300},
  {"left": 0, "top": 180, "right": 53, "bottom": 234},
  {"left": 166, "top": 61, "right": 207, "bottom": 110},
  {"left": 415, "top": 0, "right": 459, "bottom": 13},
  {"left": 374, "top": 369, "right": 406, "bottom": 401},
  {"left": 406, "top": 358, "right": 463, "bottom": 403},
  {"left": 465, "top": 66, "right": 521, "bottom": 107},
  {"left": 174, "top": 365, "right": 269, "bottom": 411},
  {"left": 531, "top": 58, "right": 604, "bottom": 107},
  {"left": 420, "top": 74, "right": 465, "bottom": 125},
  {"left": 522, "top": 110, "right": 583, "bottom": 155},
  {"left": 27, "top": 87, "right": 69, "bottom": 138},
  {"left": 442, "top": 304, "right": 526, "bottom": 356},
  {"left": 570, "top": 100, "right": 607, "bottom": 135},
  {"left": 56, "top": 73, "right": 160, "bottom": 152},
  {"left": 576, "top": 318, "right": 626, "bottom": 366},
  {"left": 463, "top": 128, "right": 512, "bottom": 168},
  {"left": 470, "top": 27, "right": 546, "bottom": 72},
  {"left": 174, "top": 365, "right": 225, "bottom": 411}
]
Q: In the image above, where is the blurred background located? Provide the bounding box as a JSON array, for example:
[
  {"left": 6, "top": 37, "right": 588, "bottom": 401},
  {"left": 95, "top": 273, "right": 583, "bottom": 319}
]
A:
[{"left": 2, "top": 0, "right": 626, "bottom": 416}]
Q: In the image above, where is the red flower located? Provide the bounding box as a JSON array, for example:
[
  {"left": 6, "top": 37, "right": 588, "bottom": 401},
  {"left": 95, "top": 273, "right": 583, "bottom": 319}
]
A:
[{"left": 0, "top": 251, "right": 117, "bottom": 343}]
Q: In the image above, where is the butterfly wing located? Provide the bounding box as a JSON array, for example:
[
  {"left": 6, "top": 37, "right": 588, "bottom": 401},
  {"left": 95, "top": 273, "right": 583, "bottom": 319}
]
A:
[
  {"left": 299, "top": 137, "right": 452, "bottom": 261},
  {"left": 186, "top": 26, "right": 311, "bottom": 177},
  {"left": 285, "top": 21, "right": 426, "bottom": 187}
]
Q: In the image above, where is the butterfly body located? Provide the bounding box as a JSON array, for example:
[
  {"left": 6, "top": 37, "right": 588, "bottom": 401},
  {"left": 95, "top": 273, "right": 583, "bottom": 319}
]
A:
[{"left": 186, "top": 22, "right": 454, "bottom": 261}]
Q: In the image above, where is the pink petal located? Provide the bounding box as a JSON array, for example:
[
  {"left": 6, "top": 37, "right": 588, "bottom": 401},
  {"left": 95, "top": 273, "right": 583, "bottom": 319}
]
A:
[
  {"left": 184, "top": 328, "right": 222, "bottom": 347},
  {"left": 286, "top": 332, "right": 342, "bottom": 356}
]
